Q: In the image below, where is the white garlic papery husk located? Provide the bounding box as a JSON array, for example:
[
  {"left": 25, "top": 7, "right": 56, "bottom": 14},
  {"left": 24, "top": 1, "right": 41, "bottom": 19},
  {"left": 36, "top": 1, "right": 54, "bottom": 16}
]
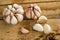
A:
[
  {"left": 17, "top": 8, "right": 24, "bottom": 15},
  {"left": 3, "top": 4, "right": 24, "bottom": 24},
  {"left": 8, "top": 5, "right": 12, "bottom": 10},
  {"left": 11, "top": 15, "right": 18, "bottom": 24},
  {"left": 33, "top": 23, "right": 43, "bottom": 32},
  {"left": 37, "top": 16, "right": 47, "bottom": 24},
  {"left": 25, "top": 4, "right": 41, "bottom": 19},
  {"left": 13, "top": 4, "right": 19, "bottom": 9},
  {"left": 43, "top": 24, "right": 51, "bottom": 34},
  {"left": 5, "top": 15, "right": 10, "bottom": 24},
  {"left": 15, "top": 14, "right": 23, "bottom": 22},
  {"left": 21, "top": 27, "right": 29, "bottom": 34}
]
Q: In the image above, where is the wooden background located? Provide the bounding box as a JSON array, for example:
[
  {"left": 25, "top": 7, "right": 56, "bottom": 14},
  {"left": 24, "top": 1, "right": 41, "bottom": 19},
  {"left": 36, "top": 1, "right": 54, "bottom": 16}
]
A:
[{"left": 0, "top": 0, "right": 60, "bottom": 40}]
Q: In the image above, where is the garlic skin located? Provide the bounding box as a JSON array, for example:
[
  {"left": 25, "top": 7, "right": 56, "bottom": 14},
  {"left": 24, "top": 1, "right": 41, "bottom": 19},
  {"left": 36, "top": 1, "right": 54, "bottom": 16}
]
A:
[
  {"left": 43, "top": 24, "right": 51, "bottom": 34},
  {"left": 5, "top": 16, "right": 10, "bottom": 24},
  {"left": 25, "top": 4, "right": 41, "bottom": 19},
  {"left": 37, "top": 16, "right": 47, "bottom": 24},
  {"left": 17, "top": 8, "right": 24, "bottom": 15},
  {"left": 3, "top": 4, "right": 24, "bottom": 25},
  {"left": 33, "top": 24, "right": 43, "bottom": 32},
  {"left": 8, "top": 5, "right": 12, "bottom": 10},
  {"left": 11, "top": 16, "right": 18, "bottom": 24},
  {"left": 21, "top": 27, "right": 29, "bottom": 34},
  {"left": 15, "top": 14, "right": 23, "bottom": 22},
  {"left": 13, "top": 4, "right": 19, "bottom": 9}
]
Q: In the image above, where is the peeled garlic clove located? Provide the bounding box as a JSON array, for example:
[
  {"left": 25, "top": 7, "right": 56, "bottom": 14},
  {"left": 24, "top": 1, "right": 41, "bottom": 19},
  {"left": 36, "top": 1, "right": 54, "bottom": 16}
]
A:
[
  {"left": 33, "top": 23, "right": 43, "bottom": 32},
  {"left": 13, "top": 4, "right": 19, "bottom": 9},
  {"left": 17, "top": 8, "right": 24, "bottom": 15},
  {"left": 11, "top": 16, "right": 18, "bottom": 24},
  {"left": 8, "top": 5, "right": 12, "bottom": 10},
  {"left": 5, "top": 16, "right": 10, "bottom": 24},
  {"left": 15, "top": 14, "right": 23, "bottom": 22},
  {"left": 3, "top": 8, "right": 8, "bottom": 16},
  {"left": 37, "top": 16, "right": 47, "bottom": 24},
  {"left": 21, "top": 27, "right": 29, "bottom": 34},
  {"left": 43, "top": 24, "right": 51, "bottom": 34}
]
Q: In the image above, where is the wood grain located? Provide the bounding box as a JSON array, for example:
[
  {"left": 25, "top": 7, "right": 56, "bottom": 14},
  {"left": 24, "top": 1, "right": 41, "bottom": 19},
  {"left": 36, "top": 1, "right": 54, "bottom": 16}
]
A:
[
  {"left": 0, "top": 0, "right": 60, "bottom": 5},
  {"left": 0, "top": 19, "right": 60, "bottom": 40},
  {"left": 0, "top": 9, "right": 60, "bottom": 20}
]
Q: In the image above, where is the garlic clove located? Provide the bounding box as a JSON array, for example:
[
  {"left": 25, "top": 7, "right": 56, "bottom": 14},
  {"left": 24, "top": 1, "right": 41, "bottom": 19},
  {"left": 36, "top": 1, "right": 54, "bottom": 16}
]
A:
[
  {"left": 34, "top": 16, "right": 37, "bottom": 20},
  {"left": 8, "top": 5, "right": 12, "bottom": 10},
  {"left": 11, "top": 16, "right": 18, "bottom": 24},
  {"left": 11, "top": 8, "right": 16, "bottom": 13},
  {"left": 43, "top": 24, "right": 51, "bottom": 34},
  {"left": 5, "top": 16, "right": 10, "bottom": 24},
  {"left": 17, "top": 8, "right": 24, "bottom": 15},
  {"left": 13, "top": 4, "right": 19, "bottom": 9},
  {"left": 26, "top": 9, "right": 31, "bottom": 19},
  {"left": 37, "top": 16, "right": 47, "bottom": 24},
  {"left": 34, "top": 4, "right": 41, "bottom": 13},
  {"left": 3, "top": 8, "right": 8, "bottom": 16},
  {"left": 34, "top": 9, "right": 40, "bottom": 17},
  {"left": 15, "top": 14, "right": 23, "bottom": 22},
  {"left": 33, "top": 23, "right": 43, "bottom": 32},
  {"left": 21, "top": 27, "right": 29, "bottom": 34},
  {"left": 5, "top": 10, "right": 11, "bottom": 16},
  {"left": 31, "top": 10, "right": 35, "bottom": 19}
]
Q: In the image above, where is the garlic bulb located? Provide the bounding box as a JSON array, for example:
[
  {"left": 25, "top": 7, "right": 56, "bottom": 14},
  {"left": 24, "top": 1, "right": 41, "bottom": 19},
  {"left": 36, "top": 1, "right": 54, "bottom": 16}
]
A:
[
  {"left": 21, "top": 27, "right": 29, "bottom": 34},
  {"left": 33, "top": 23, "right": 43, "bottom": 32},
  {"left": 25, "top": 4, "right": 41, "bottom": 19},
  {"left": 43, "top": 24, "right": 51, "bottom": 34},
  {"left": 37, "top": 16, "right": 47, "bottom": 24},
  {"left": 3, "top": 4, "right": 24, "bottom": 24}
]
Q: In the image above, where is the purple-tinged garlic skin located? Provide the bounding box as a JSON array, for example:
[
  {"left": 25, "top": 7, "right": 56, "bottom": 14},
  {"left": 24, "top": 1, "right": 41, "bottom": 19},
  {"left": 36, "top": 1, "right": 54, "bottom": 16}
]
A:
[
  {"left": 25, "top": 4, "right": 41, "bottom": 20},
  {"left": 3, "top": 4, "right": 24, "bottom": 25}
]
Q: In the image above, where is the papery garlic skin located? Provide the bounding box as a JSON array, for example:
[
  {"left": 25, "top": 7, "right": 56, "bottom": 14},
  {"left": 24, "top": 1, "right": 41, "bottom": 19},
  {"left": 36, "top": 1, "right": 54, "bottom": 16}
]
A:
[
  {"left": 17, "top": 8, "right": 24, "bottom": 15},
  {"left": 3, "top": 4, "right": 24, "bottom": 25},
  {"left": 5, "top": 16, "right": 10, "bottom": 24},
  {"left": 25, "top": 4, "right": 41, "bottom": 19},
  {"left": 15, "top": 14, "right": 23, "bottom": 22},
  {"left": 33, "top": 24, "right": 43, "bottom": 32},
  {"left": 43, "top": 24, "right": 51, "bottom": 34},
  {"left": 37, "top": 16, "right": 47, "bottom": 24},
  {"left": 3, "top": 8, "right": 8, "bottom": 16},
  {"left": 13, "top": 4, "right": 19, "bottom": 9},
  {"left": 11, "top": 16, "right": 18, "bottom": 24},
  {"left": 8, "top": 5, "right": 12, "bottom": 10},
  {"left": 21, "top": 28, "right": 29, "bottom": 34}
]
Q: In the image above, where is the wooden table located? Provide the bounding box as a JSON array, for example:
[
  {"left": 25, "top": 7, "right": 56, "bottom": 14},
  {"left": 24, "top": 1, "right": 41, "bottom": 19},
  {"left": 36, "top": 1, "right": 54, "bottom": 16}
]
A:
[{"left": 0, "top": 0, "right": 60, "bottom": 40}]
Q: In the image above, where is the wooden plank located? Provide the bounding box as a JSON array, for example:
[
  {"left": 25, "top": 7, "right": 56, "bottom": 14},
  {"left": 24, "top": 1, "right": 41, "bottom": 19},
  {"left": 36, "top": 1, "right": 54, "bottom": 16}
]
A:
[
  {"left": 0, "top": 19, "right": 60, "bottom": 40},
  {"left": 0, "top": 9, "right": 60, "bottom": 20},
  {"left": 0, "top": 0, "right": 60, "bottom": 5}
]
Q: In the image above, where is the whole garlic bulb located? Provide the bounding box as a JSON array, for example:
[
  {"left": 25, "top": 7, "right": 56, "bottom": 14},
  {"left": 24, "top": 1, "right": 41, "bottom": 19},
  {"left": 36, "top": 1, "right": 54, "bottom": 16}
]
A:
[
  {"left": 37, "top": 16, "right": 47, "bottom": 24},
  {"left": 3, "top": 4, "right": 24, "bottom": 24},
  {"left": 20, "top": 27, "right": 29, "bottom": 34},
  {"left": 33, "top": 23, "right": 43, "bottom": 32},
  {"left": 25, "top": 4, "right": 41, "bottom": 20},
  {"left": 43, "top": 24, "right": 51, "bottom": 34}
]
